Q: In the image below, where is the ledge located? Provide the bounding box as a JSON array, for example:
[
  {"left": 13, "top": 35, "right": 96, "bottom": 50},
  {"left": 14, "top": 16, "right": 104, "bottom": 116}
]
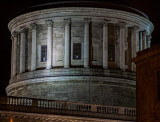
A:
[
  {"left": 9, "top": 68, "right": 136, "bottom": 85},
  {"left": 132, "top": 44, "right": 160, "bottom": 64}
]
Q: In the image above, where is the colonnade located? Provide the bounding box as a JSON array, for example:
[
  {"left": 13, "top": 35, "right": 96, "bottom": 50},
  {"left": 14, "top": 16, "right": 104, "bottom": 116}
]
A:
[{"left": 11, "top": 18, "right": 151, "bottom": 77}]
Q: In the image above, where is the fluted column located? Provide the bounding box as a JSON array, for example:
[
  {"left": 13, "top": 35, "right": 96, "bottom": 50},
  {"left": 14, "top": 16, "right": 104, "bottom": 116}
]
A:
[
  {"left": 31, "top": 23, "right": 37, "bottom": 71},
  {"left": 103, "top": 20, "right": 109, "bottom": 69},
  {"left": 12, "top": 32, "right": 18, "bottom": 76},
  {"left": 20, "top": 28, "right": 26, "bottom": 74},
  {"left": 142, "top": 30, "right": 147, "bottom": 50},
  {"left": 84, "top": 18, "right": 91, "bottom": 68},
  {"left": 46, "top": 20, "right": 53, "bottom": 69},
  {"left": 119, "top": 22, "right": 126, "bottom": 71},
  {"left": 64, "top": 18, "right": 71, "bottom": 68}
]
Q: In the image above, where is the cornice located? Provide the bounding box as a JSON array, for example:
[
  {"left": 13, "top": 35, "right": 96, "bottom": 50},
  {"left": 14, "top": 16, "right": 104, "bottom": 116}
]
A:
[{"left": 8, "top": 7, "right": 154, "bottom": 34}]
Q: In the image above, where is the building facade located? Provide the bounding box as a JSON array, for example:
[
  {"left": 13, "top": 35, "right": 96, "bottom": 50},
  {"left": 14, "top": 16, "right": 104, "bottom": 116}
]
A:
[
  {"left": 6, "top": 2, "right": 153, "bottom": 111},
  {"left": 133, "top": 44, "right": 160, "bottom": 122}
]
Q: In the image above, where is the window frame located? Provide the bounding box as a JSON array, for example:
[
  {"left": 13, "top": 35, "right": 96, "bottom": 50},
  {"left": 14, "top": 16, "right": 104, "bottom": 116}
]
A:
[
  {"left": 41, "top": 45, "right": 47, "bottom": 62},
  {"left": 72, "top": 43, "right": 82, "bottom": 60}
]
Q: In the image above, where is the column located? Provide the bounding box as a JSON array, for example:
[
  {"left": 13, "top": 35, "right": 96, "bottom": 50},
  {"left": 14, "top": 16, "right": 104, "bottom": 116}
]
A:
[
  {"left": 30, "top": 23, "right": 37, "bottom": 71},
  {"left": 132, "top": 26, "right": 139, "bottom": 58},
  {"left": 46, "top": 20, "right": 53, "bottom": 69},
  {"left": 103, "top": 20, "right": 109, "bottom": 69},
  {"left": 131, "top": 26, "right": 139, "bottom": 71},
  {"left": 139, "top": 31, "right": 143, "bottom": 51},
  {"left": 11, "top": 36, "right": 14, "bottom": 77},
  {"left": 146, "top": 35, "right": 151, "bottom": 48},
  {"left": 12, "top": 32, "right": 18, "bottom": 76},
  {"left": 142, "top": 30, "right": 147, "bottom": 50},
  {"left": 115, "top": 25, "right": 120, "bottom": 67},
  {"left": 84, "top": 18, "right": 91, "bottom": 68},
  {"left": 20, "top": 28, "right": 26, "bottom": 74},
  {"left": 64, "top": 18, "right": 71, "bottom": 68},
  {"left": 119, "top": 22, "right": 126, "bottom": 71}
]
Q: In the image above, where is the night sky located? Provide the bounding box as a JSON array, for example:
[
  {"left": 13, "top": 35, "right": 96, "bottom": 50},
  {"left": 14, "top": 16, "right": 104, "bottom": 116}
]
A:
[{"left": 0, "top": 0, "right": 160, "bottom": 96}]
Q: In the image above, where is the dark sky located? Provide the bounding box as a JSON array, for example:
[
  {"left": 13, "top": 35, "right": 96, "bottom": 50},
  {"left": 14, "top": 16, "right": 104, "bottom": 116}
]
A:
[{"left": 0, "top": 0, "right": 160, "bottom": 96}]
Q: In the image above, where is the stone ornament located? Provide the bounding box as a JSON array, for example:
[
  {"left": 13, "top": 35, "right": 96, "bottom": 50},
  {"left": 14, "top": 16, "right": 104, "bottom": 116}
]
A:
[
  {"left": 30, "top": 23, "right": 37, "bottom": 30},
  {"left": 84, "top": 18, "right": 91, "bottom": 25},
  {"left": 119, "top": 22, "right": 126, "bottom": 29},
  {"left": 64, "top": 18, "right": 71, "bottom": 25},
  {"left": 46, "top": 20, "right": 53, "bottom": 27},
  {"left": 103, "top": 19, "right": 110, "bottom": 27}
]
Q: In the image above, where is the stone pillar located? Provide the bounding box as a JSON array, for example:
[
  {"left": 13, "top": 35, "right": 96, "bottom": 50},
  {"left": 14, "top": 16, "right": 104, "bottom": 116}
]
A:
[
  {"left": 12, "top": 32, "right": 18, "bottom": 76},
  {"left": 46, "top": 20, "right": 53, "bottom": 69},
  {"left": 142, "top": 30, "right": 147, "bottom": 50},
  {"left": 84, "top": 18, "right": 91, "bottom": 68},
  {"left": 139, "top": 31, "right": 143, "bottom": 51},
  {"left": 11, "top": 36, "right": 14, "bottom": 77},
  {"left": 146, "top": 35, "right": 151, "bottom": 48},
  {"left": 115, "top": 25, "right": 120, "bottom": 67},
  {"left": 132, "top": 26, "right": 139, "bottom": 58},
  {"left": 20, "top": 28, "right": 26, "bottom": 74},
  {"left": 131, "top": 26, "right": 139, "bottom": 71},
  {"left": 103, "top": 20, "right": 109, "bottom": 69},
  {"left": 30, "top": 23, "right": 37, "bottom": 71},
  {"left": 64, "top": 18, "right": 71, "bottom": 68},
  {"left": 37, "top": 44, "right": 41, "bottom": 67},
  {"left": 119, "top": 22, "right": 126, "bottom": 71}
]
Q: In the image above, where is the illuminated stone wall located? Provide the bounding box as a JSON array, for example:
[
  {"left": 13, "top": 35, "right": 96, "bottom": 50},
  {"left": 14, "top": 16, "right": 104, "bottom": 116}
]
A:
[{"left": 6, "top": 7, "right": 153, "bottom": 108}]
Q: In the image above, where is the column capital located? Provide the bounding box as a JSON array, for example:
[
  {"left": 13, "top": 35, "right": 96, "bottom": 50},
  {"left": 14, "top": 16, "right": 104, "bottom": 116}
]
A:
[
  {"left": 46, "top": 20, "right": 53, "bottom": 27},
  {"left": 64, "top": 18, "right": 71, "bottom": 25},
  {"left": 119, "top": 22, "right": 126, "bottom": 29},
  {"left": 103, "top": 19, "right": 110, "bottom": 27},
  {"left": 147, "top": 35, "right": 152, "bottom": 40},
  {"left": 133, "top": 25, "right": 139, "bottom": 31},
  {"left": 12, "top": 31, "right": 18, "bottom": 37},
  {"left": 30, "top": 23, "right": 37, "bottom": 30},
  {"left": 142, "top": 30, "right": 147, "bottom": 35},
  {"left": 20, "top": 27, "right": 27, "bottom": 33},
  {"left": 84, "top": 18, "right": 91, "bottom": 25},
  {"left": 130, "top": 26, "right": 139, "bottom": 34}
]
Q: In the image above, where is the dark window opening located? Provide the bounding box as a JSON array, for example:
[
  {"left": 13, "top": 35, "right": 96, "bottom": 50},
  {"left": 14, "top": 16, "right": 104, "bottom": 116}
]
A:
[
  {"left": 41, "top": 45, "right": 47, "bottom": 62},
  {"left": 108, "top": 45, "right": 115, "bottom": 62},
  {"left": 157, "top": 71, "right": 160, "bottom": 101},
  {"left": 73, "top": 43, "right": 81, "bottom": 60}
]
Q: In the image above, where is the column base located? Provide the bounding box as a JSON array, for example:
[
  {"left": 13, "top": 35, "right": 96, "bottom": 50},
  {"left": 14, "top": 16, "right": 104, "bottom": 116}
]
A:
[
  {"left": 46, "top": 66, "right": 52, "bottom": 69},
  {"left": 103, "top": 66, "right": 108, "bottom": 69},
  {"left": 64, "top": 66, "right": 70, "bottom": 68},
  {"left": 84, "top": 65, "right": 89, "bottom": 68}
]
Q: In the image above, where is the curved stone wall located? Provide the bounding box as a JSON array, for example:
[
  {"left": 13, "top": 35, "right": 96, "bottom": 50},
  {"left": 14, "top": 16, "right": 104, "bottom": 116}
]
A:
[{"left": 6, "top": 7, "right": 153, "bottom": 108}]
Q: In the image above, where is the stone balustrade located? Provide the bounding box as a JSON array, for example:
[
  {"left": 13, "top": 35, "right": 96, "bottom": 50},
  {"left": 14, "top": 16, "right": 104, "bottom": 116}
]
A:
[{"left": 0, "top": 96, "right": 136, "bottom": 121}]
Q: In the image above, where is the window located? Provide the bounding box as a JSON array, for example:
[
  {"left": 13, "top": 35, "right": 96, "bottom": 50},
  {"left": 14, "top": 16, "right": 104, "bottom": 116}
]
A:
[
  {"left": 108, "top": 45, "right": 115, "bottom": 62},
  {"left": 41, "top": 45, "right": 47, "bottom": 62},
  {"left": 157, "top": 71, "right": 160, "bottom": 101},
  {"left": 73, "top": 43, "right": 81, "bottom": 60}
]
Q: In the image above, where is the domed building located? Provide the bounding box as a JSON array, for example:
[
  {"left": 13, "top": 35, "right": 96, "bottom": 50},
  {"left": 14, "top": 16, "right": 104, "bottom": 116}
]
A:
[{"left": 2, "top": 1, "right": 154, "bottom": 121}]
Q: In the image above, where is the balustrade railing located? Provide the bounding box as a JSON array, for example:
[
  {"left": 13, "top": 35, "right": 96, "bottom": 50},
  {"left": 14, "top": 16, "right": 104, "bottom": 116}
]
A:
[{"left": 0, "top": 96, "right": 136, "bottom": 120}]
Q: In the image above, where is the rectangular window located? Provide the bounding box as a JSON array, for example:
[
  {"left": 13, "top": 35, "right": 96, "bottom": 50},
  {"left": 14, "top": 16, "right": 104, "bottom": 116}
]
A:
[
  {"left": 157, "top": 71, "right": 160, "bottom": 101},
  {"left": 73, "top": 43, "right": 81, "bottom": 60},
  {"left": 41, "top": 45, "right": 47, "bottom": 62},
  {"left": 108, "top": 45, "right": 115, "bottom": 62}
]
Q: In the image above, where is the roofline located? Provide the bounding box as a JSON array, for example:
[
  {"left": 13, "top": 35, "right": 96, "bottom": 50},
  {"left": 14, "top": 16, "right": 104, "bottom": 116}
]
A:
[{"left": 14, "top": 1, "right": 149, "bottom": 19}]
